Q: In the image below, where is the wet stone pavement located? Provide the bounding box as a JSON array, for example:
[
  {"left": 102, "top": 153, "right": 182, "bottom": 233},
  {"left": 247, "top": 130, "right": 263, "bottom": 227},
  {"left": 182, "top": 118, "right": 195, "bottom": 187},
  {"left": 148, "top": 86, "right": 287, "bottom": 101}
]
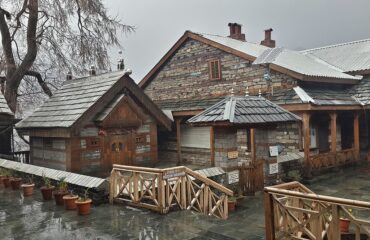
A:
[{"left": 1, "top": 163, "right": 370, "bottom": 240}]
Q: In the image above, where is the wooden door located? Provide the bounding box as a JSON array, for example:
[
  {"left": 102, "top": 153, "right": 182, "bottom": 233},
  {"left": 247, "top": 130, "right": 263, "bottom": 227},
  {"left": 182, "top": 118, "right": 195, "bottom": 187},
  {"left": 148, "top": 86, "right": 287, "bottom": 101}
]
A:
[{"left": 105, "top": 134, "right": 133, "bottom": 167}]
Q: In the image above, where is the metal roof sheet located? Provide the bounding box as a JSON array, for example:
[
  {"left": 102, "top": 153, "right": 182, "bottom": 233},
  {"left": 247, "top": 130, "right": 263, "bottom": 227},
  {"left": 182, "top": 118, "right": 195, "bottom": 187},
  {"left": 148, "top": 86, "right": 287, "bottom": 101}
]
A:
[
  {"left": 197, "top": 33, "right": 268, "bottom": 58},
  {"left": 301, "top": 39, "right": 370, "bottom": 73},
  {"left": 188, "top": 95, "right": 301, "bottom": 125},
  {"left": 253, "top": 48, "right": 362, "bottom": 81},
  {"left": 0, "top": 92, "right": 13, "bottom": 115},
  {"left": 16, "top": 71, "right": 125, "bottom": 128}
]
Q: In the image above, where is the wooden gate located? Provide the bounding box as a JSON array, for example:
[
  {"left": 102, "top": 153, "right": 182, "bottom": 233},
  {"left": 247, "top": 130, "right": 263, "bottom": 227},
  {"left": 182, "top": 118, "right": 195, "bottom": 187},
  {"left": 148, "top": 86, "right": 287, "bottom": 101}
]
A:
[
  {"left": 109, "top": 165, "right": 233, "bottom": 219},
  {"left": 239, "top": 160, "right": 264, "bottom": 195}
]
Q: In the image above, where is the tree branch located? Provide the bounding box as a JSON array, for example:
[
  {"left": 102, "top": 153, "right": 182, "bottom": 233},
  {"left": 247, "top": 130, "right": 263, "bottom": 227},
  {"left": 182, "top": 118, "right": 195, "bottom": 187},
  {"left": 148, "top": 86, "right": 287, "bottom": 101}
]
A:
[
  {"left": 25, "top": 70, "right": 52, "bottom": 97},
  {"left": 0, "top": 7, "right": 16, "bottom": 77},
  {"left": 11, "top": 0, "right": 28, "bottom": 40}
]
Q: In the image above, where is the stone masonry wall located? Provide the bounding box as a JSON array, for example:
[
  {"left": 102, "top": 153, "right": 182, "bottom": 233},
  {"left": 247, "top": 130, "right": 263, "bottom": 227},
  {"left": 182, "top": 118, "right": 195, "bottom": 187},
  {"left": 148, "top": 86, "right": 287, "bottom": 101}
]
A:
[
  {"left": 214, "top": 128, "right": 238, "bottom": 170},
  {"left": 144, "top": 39, "right": 297, "bottom": 102}
]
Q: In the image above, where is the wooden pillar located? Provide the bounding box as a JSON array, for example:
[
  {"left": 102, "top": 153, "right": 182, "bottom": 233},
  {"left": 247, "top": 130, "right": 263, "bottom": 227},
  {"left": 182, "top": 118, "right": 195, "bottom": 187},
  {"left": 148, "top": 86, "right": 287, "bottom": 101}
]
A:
[
  {"left": 250, "top": 128, "right": 256, "bottom": 163},
  {"left": 176, "top": 118, "right": 182, "bottom": 165},
  {"left": 210, "top": 126, "right": 215, "bottom": 166},
  {"left": 302, "top": 113, "right": 311, "bottom": 174},
  {"left": 354, "top": 112, "right": 360, "bottom": 160},
  {"left": 330, "top": 112, "right": 337, "bottom": 153}
]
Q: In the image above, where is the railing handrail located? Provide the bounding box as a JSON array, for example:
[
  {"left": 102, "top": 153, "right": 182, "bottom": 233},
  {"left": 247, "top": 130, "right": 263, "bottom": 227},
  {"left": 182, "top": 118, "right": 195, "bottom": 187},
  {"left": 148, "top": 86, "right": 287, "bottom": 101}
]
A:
[
  {"left": 265, "top": 186, "right": 370, "bottom": 209},
  {"left": 112, "top": 164, "right": 233, "bottom": 196}
]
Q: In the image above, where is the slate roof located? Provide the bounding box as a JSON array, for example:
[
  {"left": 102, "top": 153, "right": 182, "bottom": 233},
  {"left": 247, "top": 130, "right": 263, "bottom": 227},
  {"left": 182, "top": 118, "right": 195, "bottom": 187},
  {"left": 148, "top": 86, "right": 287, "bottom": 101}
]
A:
[
  {"left": 271, "top": 86, "right": 359, "bottom": 106},
  {"left": 0, "top": 92, "right": 13, "bottom": 115},
  {"left": 302, "top": 39, "right": 370, "bottom": 73},
  {"left": 188, "top": 95, "right": 301, "bottom": 125},
  {"left": 17, "top": 71, "right": 124, "bottom": 128},
  {"left": 198, "top": 33, "right": 268, "bottom": 58},
  {"left": 253, "top": 48, "right": 362, "bottom": 81},
  {"left": 156, "top": 97, "right": 225, "bottom": 112}
]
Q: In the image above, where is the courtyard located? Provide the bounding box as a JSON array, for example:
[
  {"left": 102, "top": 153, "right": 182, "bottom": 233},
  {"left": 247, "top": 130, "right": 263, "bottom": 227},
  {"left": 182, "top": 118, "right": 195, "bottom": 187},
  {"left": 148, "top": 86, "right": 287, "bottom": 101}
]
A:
[{"left": 1, "top": 163, "right": 370, "bottom": 240}]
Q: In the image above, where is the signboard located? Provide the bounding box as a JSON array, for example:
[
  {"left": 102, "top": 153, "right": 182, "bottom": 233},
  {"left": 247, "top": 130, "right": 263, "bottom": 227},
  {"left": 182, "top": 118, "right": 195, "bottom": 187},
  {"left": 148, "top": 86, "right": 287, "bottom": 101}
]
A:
[
  {"left": 228, "top": 151, "right": 239, "bottom": 159},
  {"left": 227, "top": 170, "right": 239, "bottom": 184},
  {"left": 269, "top": 146, "right": 279, "bottom": 157},
  {"left": 269, "top": 163, "right": 279, "bottom": 174},
  {"left": 163, "top": 169, "right": 185, "bottom": 180}
]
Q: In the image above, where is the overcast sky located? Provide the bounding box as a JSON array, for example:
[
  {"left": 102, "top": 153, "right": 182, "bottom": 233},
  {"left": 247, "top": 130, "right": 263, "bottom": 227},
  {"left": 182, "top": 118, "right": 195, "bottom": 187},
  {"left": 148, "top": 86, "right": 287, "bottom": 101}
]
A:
[{"left": 105, "top": 0, "right": 370, "bottom": 81}]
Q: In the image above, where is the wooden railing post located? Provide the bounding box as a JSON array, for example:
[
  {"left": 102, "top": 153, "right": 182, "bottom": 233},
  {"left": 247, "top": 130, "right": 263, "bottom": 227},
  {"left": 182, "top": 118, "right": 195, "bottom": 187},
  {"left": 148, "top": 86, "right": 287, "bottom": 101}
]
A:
[
  {"left": 157, "top": 173, "right": 165, "bottom": 214},
  {"left": 109, "top": 169, "right": 116, "bottom": 204},
  {"left": 264, "top": 190, "right": 275, "bottom": 240},
  {"left": 330, "top": 205, "right": 340, "bottom": 240}
]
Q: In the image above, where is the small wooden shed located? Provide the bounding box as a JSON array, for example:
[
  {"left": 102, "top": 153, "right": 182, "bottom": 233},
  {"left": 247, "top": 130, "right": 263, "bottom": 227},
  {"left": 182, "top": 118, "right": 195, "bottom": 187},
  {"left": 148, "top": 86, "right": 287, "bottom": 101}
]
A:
[
  {"left": 0, "top": 92, "right": 16, "bottom": 157},
  {"left": 16, "top": 71, "right": 172, "bottom": 177}
]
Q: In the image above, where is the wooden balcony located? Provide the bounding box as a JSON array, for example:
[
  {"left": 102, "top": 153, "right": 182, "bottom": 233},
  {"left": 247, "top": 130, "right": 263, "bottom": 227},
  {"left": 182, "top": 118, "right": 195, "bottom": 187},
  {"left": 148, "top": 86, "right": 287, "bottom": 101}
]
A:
[{"left": 308, "top": 148, "right": 358, "bottom": 172}]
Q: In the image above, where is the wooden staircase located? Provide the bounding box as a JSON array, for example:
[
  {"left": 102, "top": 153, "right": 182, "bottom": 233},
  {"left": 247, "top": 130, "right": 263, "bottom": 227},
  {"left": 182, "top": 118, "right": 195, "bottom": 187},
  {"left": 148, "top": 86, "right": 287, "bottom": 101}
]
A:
[{"left": 109, "top": 164, "right": 233, "bottom": 219}]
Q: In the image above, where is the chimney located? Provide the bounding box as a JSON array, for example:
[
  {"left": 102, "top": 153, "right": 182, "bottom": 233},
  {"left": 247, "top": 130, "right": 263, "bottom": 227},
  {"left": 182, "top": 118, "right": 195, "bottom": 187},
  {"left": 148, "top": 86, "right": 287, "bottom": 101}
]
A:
[
  {"left": 117, "top": 58, "right": 125, "bottom": 71},
  {"left": 66, "top": 71, "right": 72, "bottom": 80},
  {"left": 228, "top": 23, "right": 246, "bottom": 41},
  {"left": 89, "top": 66, "right": 96, "bottom": 76},
  {"left": 261, "top": 28, "right": 276, "bottom": 48}
]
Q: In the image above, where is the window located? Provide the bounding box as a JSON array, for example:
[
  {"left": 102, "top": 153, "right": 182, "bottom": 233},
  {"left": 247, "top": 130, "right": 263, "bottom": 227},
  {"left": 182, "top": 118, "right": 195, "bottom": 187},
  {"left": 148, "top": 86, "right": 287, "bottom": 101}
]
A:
[
  {"left": 310, "top": 125, "right": 317, "bottom": 149},
  {"left": 208, "top": 59, "right": 221, "bottom": 80}
]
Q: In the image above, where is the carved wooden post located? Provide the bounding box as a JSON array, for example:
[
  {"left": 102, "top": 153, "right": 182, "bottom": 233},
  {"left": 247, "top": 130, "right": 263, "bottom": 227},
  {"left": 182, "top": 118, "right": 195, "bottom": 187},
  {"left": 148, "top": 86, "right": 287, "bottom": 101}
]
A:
[
  {"left": 303, "top": 112, "right": 311, "bottom": 176},
  {"left": 353, "top": 112, "right": 360, "bottom": 160},
  {"left": 264, "top": 190, "right": 275, "bottom": 240}
]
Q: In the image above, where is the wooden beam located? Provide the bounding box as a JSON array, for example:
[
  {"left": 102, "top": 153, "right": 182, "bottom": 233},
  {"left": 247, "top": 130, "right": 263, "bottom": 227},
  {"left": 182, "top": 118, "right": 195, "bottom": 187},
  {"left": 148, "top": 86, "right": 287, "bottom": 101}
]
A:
[
  {"left": 210, "top": 126, "right": 215, "bottom": 166},
  {"left": 250, "top": 128, "right": 256, "bottom": 163},
  {"left": 330, "top": 112, "right": 337, "bottom": 153},
  {"left": 176, "top": 118, "right": 182, "bottom": 165},
  {"left": 172, "top": 110, "right": 203, "bottom": 117},
  {"left": 302, "top": 113, "right": 311, "bottom": 174},
  {"left": 354, "top": 112, "right": 360, "bottom": 160}
]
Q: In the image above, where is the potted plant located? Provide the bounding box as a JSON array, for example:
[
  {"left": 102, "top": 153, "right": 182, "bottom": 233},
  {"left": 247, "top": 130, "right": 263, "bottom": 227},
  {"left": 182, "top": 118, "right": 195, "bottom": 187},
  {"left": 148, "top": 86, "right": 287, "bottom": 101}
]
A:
[
  {"left": 2, "top": 169, "right": 11, "bottom": 188},
  {"left": 54, "top": 177, "right": 68, "bottom": 205},
  {"left": 40, "top": 174, "right": 55, "bottom": 201},
  {"left": 9, "top": 169, "right": 22, "bottom": 190},
  {"left": 76, "top": 188, "right": 92, "bottom": 215},
  {"left": 228, "top": 196, "right": 237, "bottom": 211},
  {"left": 21, "top": 176, "right": 35, "bottom": 197},
  {"left": 63, "top": 190, "right": 79, "bottom": 210},
  {"left": 339, "top": 208, "right": 352, "bottom": 232}
]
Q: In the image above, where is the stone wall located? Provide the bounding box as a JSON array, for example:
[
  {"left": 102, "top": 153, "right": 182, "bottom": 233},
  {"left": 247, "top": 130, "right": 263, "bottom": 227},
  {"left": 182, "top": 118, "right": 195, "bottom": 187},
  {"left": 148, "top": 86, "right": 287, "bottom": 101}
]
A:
[
  {"left": 144, "top": 39, "right": 297, "bottom": 102},
  {"left": 214, "top": 128, "right": 238, "bottom": 170}
]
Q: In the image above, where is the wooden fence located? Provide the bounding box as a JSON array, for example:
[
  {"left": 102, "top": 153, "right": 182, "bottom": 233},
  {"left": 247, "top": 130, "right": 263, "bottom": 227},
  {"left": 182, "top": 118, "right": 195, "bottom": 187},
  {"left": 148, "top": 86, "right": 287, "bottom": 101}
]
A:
[
  {"left": 239, "top": 160, "right": 264, "bottom": 195},
  {"left": 109, "top": 164, "right": 233, "bottom": 219},
  {"left": 309, "top": 148, "right": 358, "bottom": 173},
  {"left": 264, "top": 181, "right": 370, "bottom": 240}
]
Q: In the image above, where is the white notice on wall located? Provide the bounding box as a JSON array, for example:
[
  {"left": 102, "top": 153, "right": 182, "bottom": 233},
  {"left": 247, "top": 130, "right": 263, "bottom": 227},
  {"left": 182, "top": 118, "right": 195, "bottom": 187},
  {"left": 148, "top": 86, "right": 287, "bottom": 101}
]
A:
[
  {"left": 269, "top": 163, "right": 279, "bottom": 175},
  {"left": 227, "top": 170, "right": 239, "bottom": 184},
  {"left": 269, "top": 146, "right": 279, "bottom": 157}
]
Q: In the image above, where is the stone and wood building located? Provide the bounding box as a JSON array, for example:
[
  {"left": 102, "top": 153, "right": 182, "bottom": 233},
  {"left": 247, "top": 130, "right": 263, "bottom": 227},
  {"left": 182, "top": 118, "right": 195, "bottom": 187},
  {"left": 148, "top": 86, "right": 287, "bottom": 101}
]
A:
[
  {"left": 140, "top": 23, "right": 370, "bottom": 182},
  {"left": 16, "top": 69, "right": 172, "bottom": 177}
]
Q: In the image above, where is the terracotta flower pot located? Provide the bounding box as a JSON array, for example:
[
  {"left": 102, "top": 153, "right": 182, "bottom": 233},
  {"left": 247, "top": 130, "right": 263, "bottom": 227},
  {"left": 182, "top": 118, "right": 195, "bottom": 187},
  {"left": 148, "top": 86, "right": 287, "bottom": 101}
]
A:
[
  {"left": 40, "top": 186, "right": 55, "bottom": 201},
  {"left": 340, "top": 218, "right": 350, "bottom": 232},
  {"left": 21, "top": 183, "right": 35, "bottom": 196},
  {"left": 54, "top": 191, "right": 68, "bottom": 206},
  {"left": 76, "top": 199, "right": 92, "bottom": 215},
  {"left": 2, "top": 177, "right": 10, "bottom": 188},
  {"left": 63, "top": 195, "right": 79, "bottom": 210},
  {"left": 10, "top": 177, "right": 22, "bottom": 190},
  {"left": 228, "top": 200, "right": 236, "bottom": 211}
]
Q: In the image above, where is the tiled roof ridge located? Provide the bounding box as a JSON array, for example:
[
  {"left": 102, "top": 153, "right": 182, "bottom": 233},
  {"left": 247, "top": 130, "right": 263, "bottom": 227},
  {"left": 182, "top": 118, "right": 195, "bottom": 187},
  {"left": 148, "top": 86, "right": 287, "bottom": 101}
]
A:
[{"left": 301, "top": 38, "right": 370, "bottom": 53}]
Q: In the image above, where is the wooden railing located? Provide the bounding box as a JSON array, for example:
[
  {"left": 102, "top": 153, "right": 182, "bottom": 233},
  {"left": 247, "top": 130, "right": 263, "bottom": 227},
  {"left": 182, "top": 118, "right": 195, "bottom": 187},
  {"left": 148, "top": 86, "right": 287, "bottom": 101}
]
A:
[
  {"left": 264, "top": 181, "right": 370, "bottom": 240},
  {"left": 109, "top": 164, "right": 233, "bottom": 219},
  {"left": 309, "top": 148, "right": 358, "bottom": 172},
  {"left": 12, "top": 151, "right": 30, "bottom": 164}
]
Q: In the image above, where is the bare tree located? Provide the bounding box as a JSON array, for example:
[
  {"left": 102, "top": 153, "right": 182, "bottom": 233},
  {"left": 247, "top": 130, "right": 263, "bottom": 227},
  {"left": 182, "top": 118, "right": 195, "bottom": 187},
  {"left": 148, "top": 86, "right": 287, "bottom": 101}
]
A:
[{"left": 0, "top": 0, "right": 133, "bottom": 113}]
